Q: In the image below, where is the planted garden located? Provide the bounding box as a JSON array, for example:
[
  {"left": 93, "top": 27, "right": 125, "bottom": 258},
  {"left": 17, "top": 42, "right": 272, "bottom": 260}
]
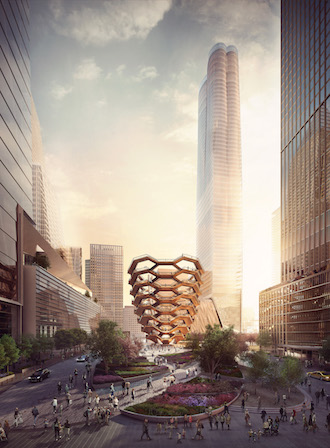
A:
[
  {"left": 162, "top": 351, "right": 195, "bottom": 366},
  {"left": 93, "top": 357, "right": 168, "bottom": 384},
  {"left": 125, "top": 377, "right": 240, "bottom": 416}
]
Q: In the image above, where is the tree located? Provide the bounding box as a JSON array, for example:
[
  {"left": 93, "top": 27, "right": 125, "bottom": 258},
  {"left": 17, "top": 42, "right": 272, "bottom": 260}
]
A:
[
  {"left": 257, "top": 332, "right": 272, "bottom": 350},
  {"left": 17, "top": 335, "right": 33, "bottom": 361},
  {"left": 244, "top": 350, "right": 270, "bottom": 387},
  {"left": 265, "top": 360, "right": 284, "bottom": 391},
  {"left": 236, "top": 333, "right": 249, "bottom": 354},
  {"left": 70, "top": 328, "right": 88, "bottom": 352},
  {"left": 185, "top": 332, "right": 203, "bottom": 357},
  {"left": 119, "top": 335, "right": 140, "bottom": 366},
  {"left": 54, "top": 329, "right": 75, "bottom": 353},
  {"left": 0, "top": 334, "right": 20, "bottom": 372},
  {"left": 35, "top": 252, "right": 51, "bottom": 270},
  {"left": 319, "top": 336, "right": 330, "bottom": 362},
  {"left": 84, "top": 290, "right": 91, "bottom": 298},
  {"left": 280, "top": 357, "right": 304, "bottom": 396},
  {"left": 198, "top": 325, "right": 239, "bottom": 376},
  {"left": 0, "top": 342, "right": 8, "bottom": 370},
  {"left": 90, "top": 320, "right": 123, "bottom": 373}
]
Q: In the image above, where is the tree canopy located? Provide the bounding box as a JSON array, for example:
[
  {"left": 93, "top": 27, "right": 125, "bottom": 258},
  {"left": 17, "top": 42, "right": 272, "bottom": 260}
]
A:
[
  {"left": 90, "top": 320, "right": 123, "bottom": 373},
  {"left": 198, "top": 325, "right": 239, "bottom": 376},
  {"left": 257, "top": 332, "right": 272, "bottom": 349},
  {"left": 0, "top": 334, "right": 20, "bottom": 372}
]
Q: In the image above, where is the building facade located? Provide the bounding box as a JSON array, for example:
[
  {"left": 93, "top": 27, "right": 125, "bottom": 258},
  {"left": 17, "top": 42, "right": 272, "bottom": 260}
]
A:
[
  {"left": 128, "top": 255, "right": 203, "bottom": 345},
  {"left": 31, "top": 99, "right": 63, "bottom": 249},
  {"left": 60, "top": 247, "right": 82, "bottom": 279},
  {"left": 0, "top": 0, "right": 32, "bottom": 337},
  {"left": 271, "top": 208, "right": 281, "bottom": 285},
  {"left": 89, "top": 244, "right": 123, "bottom": 327},
  {"left": 123, "top": 305, "right": 145, "bottom": 342},
  {"left": 196, "top": 43, "right": 242, "bottom": 331},
  {"left": 259, "top": 0, "right": 330, "bottom": 358}
]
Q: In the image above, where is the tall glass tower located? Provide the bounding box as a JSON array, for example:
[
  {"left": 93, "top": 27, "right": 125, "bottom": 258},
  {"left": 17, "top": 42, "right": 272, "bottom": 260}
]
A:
[
  {"left": 197, "top": 43, "right": 242, "bottom": 331},
  {"left": 89, "top": 244, "right": 123, "bottom": 328},
  {"left": 0, "top": 0, "right": 32, "bottom": 337},
  {"left": 259, "top": 0, "right": 330, "bottom": 356}
]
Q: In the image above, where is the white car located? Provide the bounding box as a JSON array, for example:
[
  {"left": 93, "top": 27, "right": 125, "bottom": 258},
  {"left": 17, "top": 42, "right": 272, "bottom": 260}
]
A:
[{"left": 76, "top": 355, "right": 86, "bottom": 362}]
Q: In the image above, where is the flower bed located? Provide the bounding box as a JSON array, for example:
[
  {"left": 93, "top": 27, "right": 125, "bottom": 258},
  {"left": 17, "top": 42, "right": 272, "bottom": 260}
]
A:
[
  {"left": 163, "top": 351, "right": 195, "bottom": 365},
  {"left": 125, "top": 377, "right": 238, "bottom": 416},
  {"left": 93, "top": 374, "right": 123, "bottom": 384},
  {"left": 216, "top": 366, "right": 243, "bottom": 378}
]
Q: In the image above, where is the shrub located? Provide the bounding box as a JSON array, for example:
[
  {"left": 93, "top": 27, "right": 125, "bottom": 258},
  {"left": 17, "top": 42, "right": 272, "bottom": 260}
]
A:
[{"left": 93, "top": 374, "right": 123, "bottom": 384}]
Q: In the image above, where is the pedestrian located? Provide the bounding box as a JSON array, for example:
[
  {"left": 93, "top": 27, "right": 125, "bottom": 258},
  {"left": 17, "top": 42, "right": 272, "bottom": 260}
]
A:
[
  {"left": 220, "top": 413, "right": 225, "bottom": 430},
  {"left": 113, "top": 396, "right": 119, "bottom": 412},
  {"left": 53, "top": 417, "right": 60, "bottom": 441},
  {"left": 177, "top": 431, "right": 182, "bottom": 444},
  {"left": 208, "top": 413, "right": 213, "bottom": 429},
  {"left": 57, "top": 381, "right": 62, "bottom": 395},
  {"left": 88, "top": 388, "right": 93, "bottom": 404},
  {"left": 326, "top": 413, "right": 330, "bottom": 431},
  {"left": 310, "top": 401, "right": 315, "bottom": 412},
  {"left": 312, "top": 412, "right": 318, "bottom": 432},
  {"left": 0, "top": 424, "right": 7, "bottom": 442},
  {"left": 64, "top": 419, "right": 71, "bottom": 440},
  {"left": 94, "top": 394, "right": 100, "bottom": 407},
  {"left": 43, "top": 418, "right": 49, "bottom": 433},
  {"left": 168, "top": 418, "right": 174, "bottom": 439},
  {"left": 69, "top": 374, "right": 74, "bottom": 389},
  {"left": 226, "top": 412, "right": 231, "bottom": 430},
  {"left": 283, "top": 407, "right": 288, "bottom": 421},
  {"left": 74, "top": 369, "right": 78, "bottom": 384},
  {"left": 31, "top": 405, "right": 39, "bottom": 427},
  {"left": 125, "top": 381, "right": 131, "bottom": 396},
  {"left": 121, "top": 380, "right": 125, "bottom": 396},
  {"left": 279, "top": 406, "right": 284, "bottom": 421},
  {"left": 14, "top": 407, "right": 19, "bottom": 427},
  {"left": 59, "top": 403, "right": 63, "bottom": 415},
  {"left": 52, "top": 397, "right": 58, "bottom": 414},
  {"left": 302, "top": 413, "right": 308, "bottom": 431},
  {"left": 183, "top": 414, "right": 188, "bottom": 428},
  {"left": 65, "top": 383, "right": 69, "bottom": 394},
  {"left": 261, "top": 409, "right": 267, "bottom": 423},
  {"left": 315, "top": 390, "right": 320, "bottom": 405},
  {"left": 141, "top": 418, "right": 152, "bottom": 440},
  {"left": 188, "top": 414, "right": 192, "bottom": 428},
  {"left": 214, "top": 413, "right": 219, "bottom": 429},
  {"left": 327, "top": 395, "right": 330, "bottom": 410},
  {"left": 282, "top": 393, "right": 286, "bottom": 405},
  {"left": 3, "top": 421, "right": 10, "bottom": 441},
  {"left": 224, "top": 401, "right": 229, "bottom": 414},
  {"left": 245, "top": 409, "right": 250, "bottom": 426},
  {"left": 110, "top": 383, "right": 115, "bottom": 396},
  {"left": 308, "top": 414, "right": 313, "bottom": 432},
  {"left": 241, "top": 398, "right": 245, "bottom": 411},
  {"left": 66, "top": 392, "right": 72, "bottom": 407},
  {"left": 131, "top": 388, "right": 135, "bottom": 401}
]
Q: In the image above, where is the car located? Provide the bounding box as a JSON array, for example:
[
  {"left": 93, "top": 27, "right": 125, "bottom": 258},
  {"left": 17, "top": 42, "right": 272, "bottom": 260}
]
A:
[
  {"left": 76, "top": 355, "right": 87, "bottom": 362},
  {"left": 28, "top": 368, "right": 51, "bottom": 382},
  {"left": 306, "top": 371, "right": 330, "bottom": 381}
]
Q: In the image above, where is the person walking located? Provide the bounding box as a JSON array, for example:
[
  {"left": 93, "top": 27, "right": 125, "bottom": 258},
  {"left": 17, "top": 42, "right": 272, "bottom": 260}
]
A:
[
  {"left": 302, "top": 413, "right": 308, "bottom": 432},
  {"left": 311, "top": 412, "right": 318, "bottom": 432},
  {"left": 66, "top": 392, "right": 72, "bottom": 407},
  {"left": 241, "top": 398, "right": 245, "bottom": 411},
  {"left": 53, "top": 417, "right": 60, "bottom": 441},
  {"left": 125, "top": 381, "right": 131, "bottom": 396},
  {"left": 214, "top": 413, "right": 219, "bottom": 429},
  {"left": 279, "top": 406, "right": 284, "bottom": 421},
  {"left": 3, "top": 421, "right": 10, "bottom": 441},
  {"left": 74, "top": 369, "right": 78, "bottom": 384},
  {"left": 113, "top": 396, "right": 119, "bottom": 412},
  {"left": 52, "top": 397, "right": 58, "bottom": 414},
  {"left": 57, "top": 381, "right": 62, "bottom": 395},
  {"left": 226, "top": 413, "right": 231, "bottom": 430},
  {"left": 315, "top": 390, "right": 320, "bottom": 405},
  {"left": 188, "top": 414, "right": 192, "bottom": 428},
  {"left": 131, "top": 388, "right": 135, "bottom": 401},
  {"left": 261, "top": 409, "right": 267, "bottom": 423},
  {"left": 14, "top": 407, "right": 19, "bottom": 427},
  {"left": 31, "top": 405, "right": 39, "bottom": 427},
  {"left": 245, "top": 409, "right": 250, "bottom": 426},
  {"left": 183, "top": 414, "right": 188, "bottom": 428},
  {"left": 69, "top": 374, "right": 74, "bottom": 389},
  {"left": 141, "top": 419, "right": 152, "bottom": 440},
  {"left": 220, "top": 413, "right": 225, "bottom": 430},
  {"left": 64, "top": 419, "right": 71, "bottom": 440}
]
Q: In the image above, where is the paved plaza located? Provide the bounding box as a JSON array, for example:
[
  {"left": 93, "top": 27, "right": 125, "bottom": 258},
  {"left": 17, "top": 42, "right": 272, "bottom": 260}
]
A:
[{"left": 0, "top": 349, "right": 329, "bottom": 447}]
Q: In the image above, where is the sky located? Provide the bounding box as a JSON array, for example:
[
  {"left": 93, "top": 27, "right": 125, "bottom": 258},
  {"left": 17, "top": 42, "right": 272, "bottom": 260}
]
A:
[{"left": 30, "top": 0, "right": 281, "bottom": 320}]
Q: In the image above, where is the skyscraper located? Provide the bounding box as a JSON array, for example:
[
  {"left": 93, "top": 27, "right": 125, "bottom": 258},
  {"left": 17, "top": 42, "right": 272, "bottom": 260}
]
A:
[
  {"left": 259, "top": 0, "right": 330, "bottom": 358},
  {"left": 89, "top": 244, "right": 123, "bottom": 327},
  {"left": 0, "top": 0, "right": 32, "bottom": 337},
  {"left": 31, "top": 99, "right": 64, "bottom": 249},
  {"left": 196, "top": 43, "right": 242, "bottom": 331}
]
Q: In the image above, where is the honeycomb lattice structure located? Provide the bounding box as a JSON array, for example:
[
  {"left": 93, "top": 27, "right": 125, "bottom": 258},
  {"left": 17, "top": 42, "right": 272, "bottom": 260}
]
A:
[{"left": 128, "top": 255, "right": 203, "bottom": 344}]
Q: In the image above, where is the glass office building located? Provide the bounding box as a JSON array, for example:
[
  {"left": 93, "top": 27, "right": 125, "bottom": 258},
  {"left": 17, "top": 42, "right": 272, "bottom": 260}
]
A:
[
  {"left": 259, "top": 0, "right": 330, "bottom": 358},
  {"left": 90, "top": 244, "right": 123, "bottom": 328},
  {"left": 196, "top": 43, "right": 242, "bottom": 331},
  {"left": 0, "top": 0, "right": 32, "bottom": 337}
]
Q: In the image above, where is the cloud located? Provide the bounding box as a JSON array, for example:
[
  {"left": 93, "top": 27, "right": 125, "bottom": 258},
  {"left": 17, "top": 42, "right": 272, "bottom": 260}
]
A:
[
  {"left": 74, "top": 58, "right": 102, "bottom": 80},
  {"left": 133, "top": 65, "right": 159, "bottom": 82},
  {"left": 96, "top": 99, "right": 107, "bottom": 107},
  {"left": 50, "top": 0, "right": 172, "bottom": 46},
  {"left": 50, "top": 83, "right": 72, "bottom": 100},
  {"left": 116, "top": 64, "right": 126, "bottom": 76}
]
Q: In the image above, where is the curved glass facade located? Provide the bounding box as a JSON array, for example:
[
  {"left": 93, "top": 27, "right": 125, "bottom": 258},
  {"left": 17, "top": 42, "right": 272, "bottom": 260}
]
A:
[{"left": 197, "top": 44, "right": 242, "bottom": 331}]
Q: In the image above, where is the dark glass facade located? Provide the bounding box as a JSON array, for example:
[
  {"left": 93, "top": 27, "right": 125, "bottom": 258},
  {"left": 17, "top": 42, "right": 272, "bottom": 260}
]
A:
[
  {"left": 260, "top": 0, "right": 330, "bottom": 356},
  {"left": 0, "top": 0, "right": 32, "bottom": 336}
]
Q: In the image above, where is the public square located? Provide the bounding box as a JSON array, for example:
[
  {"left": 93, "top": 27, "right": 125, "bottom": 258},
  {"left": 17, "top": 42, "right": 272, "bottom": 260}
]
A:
[{"left": 0, "top": 348, "right": 329, "bottom": 447}]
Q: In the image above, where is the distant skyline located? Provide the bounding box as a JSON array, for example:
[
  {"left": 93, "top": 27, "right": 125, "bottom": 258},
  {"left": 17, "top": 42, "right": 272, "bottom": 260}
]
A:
[{"left": 30, "top": 0, "right": 281, "bottom": 317}]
